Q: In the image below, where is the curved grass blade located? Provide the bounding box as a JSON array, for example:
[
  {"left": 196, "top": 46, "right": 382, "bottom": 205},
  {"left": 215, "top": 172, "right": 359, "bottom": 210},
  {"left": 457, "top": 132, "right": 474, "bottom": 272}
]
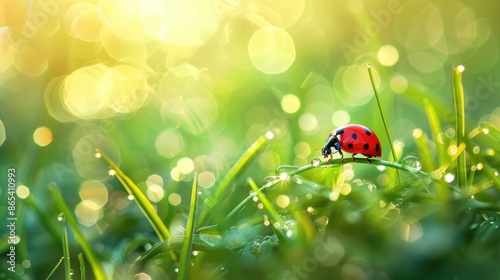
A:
[
  {"left": 197, "top": 132, "right": 273, "bottom": 226},
  {"left": 61, "top": 217, "right": 72, "bottom": 280},
  {"left": 247, "top": 177, "right": 285, "bottom": 240},
  {"left": 452, "top": 65, "right": 468, "bottom": 191},
  {"left": 179, "top": 174, "right": 199, "bottom": 280},
  {"left": 78, "top": 253, "right": 85, "bottom": 280},
  {"left": 95, "top": 149, "right": 172, "bottom": 241},
  {"left": 45, "top": 257, "right": 64, "bottom": 280},
  {"left": 49, "top": 184, "right": 107, "bottom": 280},
  {"left": 367, "top": 64, "right": 401, "bottom": 188},
  {"left": 423, "top": 98, "right": 447, "bottom": 165}
]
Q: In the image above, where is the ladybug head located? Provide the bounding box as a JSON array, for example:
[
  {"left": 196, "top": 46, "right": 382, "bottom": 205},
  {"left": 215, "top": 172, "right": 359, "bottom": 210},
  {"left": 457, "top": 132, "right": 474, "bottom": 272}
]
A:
[{"left": 321, "top": 135, "right": 341, "bottom": 158}]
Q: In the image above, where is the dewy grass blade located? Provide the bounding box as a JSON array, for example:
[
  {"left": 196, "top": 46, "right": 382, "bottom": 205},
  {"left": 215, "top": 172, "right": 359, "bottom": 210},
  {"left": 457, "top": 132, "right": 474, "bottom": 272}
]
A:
[
  {"left": 367, "top": 64, "right": 401, "bottom": 187},
  {"left": 179, "top": 174, "right": 199, "bottom": 280},
  {"left": 78, "top": 253, "right": 85, "bottom": 280},
  {"left": 45, "top": 257, "right": 64, "bottom": 280},
  {"left": 61, "top": 217, "right": 71, "bottom": 280},
  {"left": 96, "top": 149, "right": 172, "bottom": 241},
  {"left": 452, "top": 65, "right": 468, "bottom": 192},
  {"left": 49, "top": 184, "right": 107, "bottom": 280},
  {"left": 197, "top": 132, "right": 273, "bottom": 226},
  {"left": 247, "top": 177, "right": 285, "bottom": 239},
  {"left": 423, "top": 98, "right": 447, "bottom": 165}
]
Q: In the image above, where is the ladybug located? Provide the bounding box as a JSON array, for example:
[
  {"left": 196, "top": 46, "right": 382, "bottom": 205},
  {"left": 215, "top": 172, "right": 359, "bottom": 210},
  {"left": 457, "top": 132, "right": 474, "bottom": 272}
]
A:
[{"left": 320, "top": 124, "right": 381, "bottom": 163}]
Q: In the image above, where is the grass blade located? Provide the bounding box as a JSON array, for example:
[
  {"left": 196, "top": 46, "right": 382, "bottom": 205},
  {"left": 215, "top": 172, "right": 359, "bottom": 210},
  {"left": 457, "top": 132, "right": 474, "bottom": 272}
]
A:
[
  {"left": 45, "top": 257, "right": 64, "bottom": 280},
  {"left": 367, "top": 64, "right": 401, "bottom": 187},
  {"left": 247, "top": 177, "right": 285, "bottom": 239},
  {"left": 61, "top": 216, "right": 72, "bottom": 280},
  {"left": 95, "top": 149, "right": 172, "bottom": 241},
  {"left": 49, "top": 183, "right": 107, "bottom": 280},
  {"left": 197, "top": 131, "right": 273, "bottom": 226},
  {"left": 78, "top": 253, "right": 85, "bottom": 280},
  {"left": 423, "top": 98, "right": 447, "bottom": 165},
  {"left": 452, "top": 65, "right": 468, "bottom": 192},
  {"left": 179, "top": 174, "right": 199, "bottom": 280}
]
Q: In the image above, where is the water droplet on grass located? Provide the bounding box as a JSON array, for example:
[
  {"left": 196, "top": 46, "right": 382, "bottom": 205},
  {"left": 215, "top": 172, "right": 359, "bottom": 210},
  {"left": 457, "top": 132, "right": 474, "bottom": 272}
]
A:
[
  {"left": 57, "top": 213, "right": 64, "bottom": 221},
  {"left": 401, "top": 156, "right": 422, "bottom": 172},
  {"left": 262, "top": 176, "right": 280, "bottom": 186},
  {"left": 275, "top": 165, "right": 299, "bottom": 174},
  {"left": 311, "top": 157, "right": 321, "bottom": 167}
]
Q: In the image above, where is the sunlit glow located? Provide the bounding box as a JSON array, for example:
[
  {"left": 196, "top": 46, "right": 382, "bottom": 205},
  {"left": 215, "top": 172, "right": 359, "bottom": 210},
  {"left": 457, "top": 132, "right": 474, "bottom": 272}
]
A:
[
  {"left": 79, "top": 180, "right": 109, "bottom": 209},
  {"left": 75, "top": 201, "right": 101, "bottom": 226},
  {"left": 177, "top": 157, "right": 194, "bottom": 174},
  {"left": 276, "top": 195, "right": 290, "bottom": 208},
  {"left": 108, "top": 169, "right": 116, "bottom": 176},
  {"left": 16, "top": 185, "right": 30, "bottom": 199},
  {"left": 331, "top": 110, "right": 350, "bottom": 127},
  {"left": 412, "top": 128, "right": 423, "bottom": 138},
  {"left": 168, "top": 193, "right": 182, "bottom": 206},
  {"left": 198, "top": 171, "right": 216, "bottom": 189},
  {"left": 457, "top": 65, "right": 465, "bottom": 72},
  {"left": 298, "top": 113, "right": 318, "bottom": 132},
  {"left": 266, "top": 131, "right": 275, "bottom": 139},
  {"left": 156, "top": 129, "right": 185, "bottom": 158},
  {"left": 377, "top": 45, "right": 399, "bottom": 66},
  {"left": 294, "top": 141, "right": 311, "bottom": 159},
  {"left": 248, "top": 26, "right": 296, "bottom": 74},
  {"left": 281, "top": 94, "right": 301, "bottom": 114},
  {"left": 476, "top": 163, "right": 483, "bottom": 170},
  {"left": 334, "top": 65, "right": 380, "bottom": 107},
  {"left": 447, "top": 145, "right": 458, "bottom": 156},
  {"left": 147, "top": 184, "right": 164, "bottom": 202},
  {"left": 170, "top": 167, "right": 183, "bottom": 181},
  {"left": 259, "top": 151, "right": 281, "bottom": 172},
  {"left": 33, "top": 126, "right": 53, "bottom": 147},
  {"left": 340, "top": 184, "right": 352, "bottom": 195},
  {"left": 444, "top": 173, "right": 455, "bottom": 183},
  {"left": 390, "top": 75, "right": 408, "bottom": 94}
]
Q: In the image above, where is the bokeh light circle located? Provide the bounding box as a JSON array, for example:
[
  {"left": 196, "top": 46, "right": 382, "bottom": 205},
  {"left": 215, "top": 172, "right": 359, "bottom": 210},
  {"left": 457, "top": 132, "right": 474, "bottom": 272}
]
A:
[{"left": 248, "top": 26, "right": 296, "bottom": 74}]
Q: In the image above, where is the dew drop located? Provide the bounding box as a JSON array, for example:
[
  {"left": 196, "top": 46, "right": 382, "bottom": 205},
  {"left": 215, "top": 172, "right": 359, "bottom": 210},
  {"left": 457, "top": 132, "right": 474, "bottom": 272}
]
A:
[
  {"left": 311, "top": 157, "right": 321, "bottom": 167},
  {"left": 128, "top": 194, "right": 134, "bottom": 201},
  {"left": 401, "top": 156, "right": 422, "bottom": 172},
  {"left": 262, "top": 176, "right": 280, "bottom": 186},
  {"left": 197, "top": 190, "right": 202, "bottom": 195},
  {"left": 279, "top": 172, "right": 290, "bottom": 181},
  {"left": 174, "top": 268, "right": 179, "bottom": 273},
  {"left": 57, "top": 213, "right": 64, "bottom": 222},
  {"left": 275, "top": 165, "right": 299, "bottom": 174},
  {"left": 108, "top": 169, "right": 116, "bottom": 176},
  {"left": 314, "top": 216, "right": 329, "bottom": 231},
  {"left": 95, "top": 152, "right": 101, "bottom": 158},
  {"left": 69, "top": 269, "right": 74, "bottom": 275}
]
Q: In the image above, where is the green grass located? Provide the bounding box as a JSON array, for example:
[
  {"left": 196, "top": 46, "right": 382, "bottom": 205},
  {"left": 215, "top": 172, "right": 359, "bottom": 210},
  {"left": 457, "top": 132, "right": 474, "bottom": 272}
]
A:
[{"left": 12, "top": 66, "right": 500, "bottom": 280}]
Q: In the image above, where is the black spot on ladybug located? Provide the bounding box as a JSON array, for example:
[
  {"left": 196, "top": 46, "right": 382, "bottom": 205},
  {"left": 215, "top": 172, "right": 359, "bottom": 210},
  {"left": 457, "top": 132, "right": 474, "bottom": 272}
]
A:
[
  {"left": 375, "top": 143, "right": 380, "bottom": 152},
  {"left": 363, "top": 143, "right": 369, "bottom": 150},
  {"left": 347, "top": 143, "right": 354, "bottom": 149},
  {"left": 365, "top": 129, "right": 371, "bottom": 136},
  {"left": 351, "top": 133, "right": 357, "bottom": 139}
]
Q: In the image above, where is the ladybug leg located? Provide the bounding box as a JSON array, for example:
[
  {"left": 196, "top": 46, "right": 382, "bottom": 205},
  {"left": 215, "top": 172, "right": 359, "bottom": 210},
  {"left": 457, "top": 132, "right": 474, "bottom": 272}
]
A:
[
  {"left": 366, "top": 156, "right": 372, "bottom": 164},
  {"left": 351, "top": 153, "right": 357, "bottom": 162},
  {"left": 338, "top": 149, "right": 344, "bottom": 164}
]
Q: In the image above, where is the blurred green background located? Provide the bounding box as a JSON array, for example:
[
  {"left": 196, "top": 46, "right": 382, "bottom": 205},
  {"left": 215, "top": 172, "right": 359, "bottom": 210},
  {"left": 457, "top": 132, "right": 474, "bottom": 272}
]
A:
[{"left": 1, "top": 0, "right": 500, "bottom": 279}]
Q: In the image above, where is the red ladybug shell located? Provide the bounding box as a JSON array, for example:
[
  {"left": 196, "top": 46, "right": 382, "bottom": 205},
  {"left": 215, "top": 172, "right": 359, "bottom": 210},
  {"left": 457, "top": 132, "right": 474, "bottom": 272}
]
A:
[{"left": 333, "top": 124, "right": 381, "bottom": 157}]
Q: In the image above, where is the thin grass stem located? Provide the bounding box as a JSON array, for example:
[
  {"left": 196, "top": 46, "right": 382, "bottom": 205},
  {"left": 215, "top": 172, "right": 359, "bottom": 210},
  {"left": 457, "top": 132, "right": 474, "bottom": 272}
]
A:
[
  {"left": 49, "top": 184, "right": 107, "bottom": 280},
  {"left": 179, "top": 174, "right": 199, "bottom": 280},
  {"left": 452, "top": 65, "right": 468, "bottom": 192},
  {"left": 367, "top": 64, "right": 402, "bottom": 187}
]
